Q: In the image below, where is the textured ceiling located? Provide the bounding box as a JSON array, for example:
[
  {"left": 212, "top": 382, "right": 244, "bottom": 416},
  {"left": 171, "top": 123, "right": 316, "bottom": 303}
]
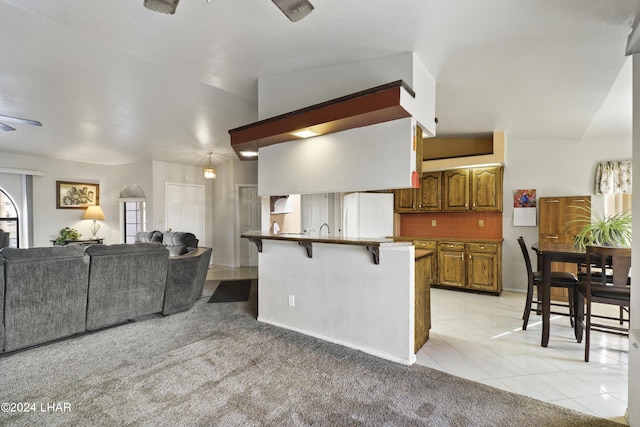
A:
[{"left": 0, "top": 0, "right": 638, "bottom": 168}]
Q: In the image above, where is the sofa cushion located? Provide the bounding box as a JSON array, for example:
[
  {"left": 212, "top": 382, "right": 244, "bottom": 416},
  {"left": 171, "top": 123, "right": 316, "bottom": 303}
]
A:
[
  {"left": 85, "top": 243, "right": 169, "bottom": 330},
  {"left": 1, "top": 246, "right": 89, "bottom": 352},
  {"left": 135, "top": 230, "right": 163, "bottom": 243},
  {"left": 163, "top": 231, "right": 199, "bottom": 257},
  {"left": 163, "top": 231, "right": 198, "bottom": 248}
]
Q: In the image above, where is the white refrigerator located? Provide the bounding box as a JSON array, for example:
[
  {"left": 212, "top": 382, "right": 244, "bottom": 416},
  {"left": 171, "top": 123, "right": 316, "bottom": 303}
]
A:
[{"left": 342, "top": 192, "right": 394, "bottom": 238}]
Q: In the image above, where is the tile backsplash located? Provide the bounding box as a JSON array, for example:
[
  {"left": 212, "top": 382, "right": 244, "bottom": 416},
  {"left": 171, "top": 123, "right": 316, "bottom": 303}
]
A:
[{"left": 399, "top": 212, "right": 502, "bottom": 239}]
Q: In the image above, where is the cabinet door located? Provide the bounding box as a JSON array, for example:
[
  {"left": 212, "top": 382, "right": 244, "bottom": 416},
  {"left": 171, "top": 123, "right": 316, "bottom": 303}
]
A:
[
  {"left": 414, "top": 254, "right": 432, "bottom": 353},
  {"left": 414, "top": 240, "right": 437, "bottom": 284},
  {"left": 467, "top": 243, "right": 500, "bottom": 292},
  {"left": 418, "top": 172, "right": 442, "bottom": 211},
  {"left": 539, "top": 197, "right": 564, "bottom": 240},
  {"left": 443, "top": 169, "right": 470, "bottom": 211},
  {"left": 470, "top": 167, "right": 503, "bottom": 212},
  {"left": 437, "top": 242, "right": 466, "bottom": 287},
  {"left": 563, "top": 196, "right": 591, "bottom": 239},
  {"left": 394, "top": 188, "right": 416, "bottom": 212}
]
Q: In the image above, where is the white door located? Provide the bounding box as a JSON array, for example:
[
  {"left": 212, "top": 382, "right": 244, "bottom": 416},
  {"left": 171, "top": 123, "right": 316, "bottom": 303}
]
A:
[
  {"left": 301, "top": 193, "right": 329, "bottom": 236},
  {"left": 165, "top": 183, "right": 205, "bottom": 244},
  {"left": 239, "top": 186, "right": 260, "bottom": 266}
]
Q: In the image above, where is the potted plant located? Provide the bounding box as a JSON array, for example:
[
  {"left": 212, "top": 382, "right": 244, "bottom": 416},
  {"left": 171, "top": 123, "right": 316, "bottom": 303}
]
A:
[
  {"left": 54, "top": 227, "right": 82, "bottom": 245},
  {"left": 567, "top": 205, "right": 632, "bottom": 249}
]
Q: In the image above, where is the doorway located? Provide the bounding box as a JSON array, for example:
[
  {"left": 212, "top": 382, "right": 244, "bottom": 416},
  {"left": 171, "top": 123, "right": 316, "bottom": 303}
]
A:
[
  {"left": 239, "top": 185, "right": 260, "bottom": 266},
  {"left": 165, "top": 183, "right": 205, "bottom": 244}
]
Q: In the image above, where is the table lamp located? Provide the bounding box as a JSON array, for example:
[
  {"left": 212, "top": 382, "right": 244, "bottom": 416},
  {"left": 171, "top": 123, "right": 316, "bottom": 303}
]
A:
[{"left": 83, "top": 205, "right": 106, "bottom": 238}]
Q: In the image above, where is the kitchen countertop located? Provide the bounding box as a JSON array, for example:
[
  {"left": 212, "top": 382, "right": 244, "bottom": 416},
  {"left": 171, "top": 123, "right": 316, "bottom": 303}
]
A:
[
  {"left": 394, "top": 236, "right": 504, "bottom": 243},
  {"left": 241, "top": 231, "right": 406, "bottom": 247}
]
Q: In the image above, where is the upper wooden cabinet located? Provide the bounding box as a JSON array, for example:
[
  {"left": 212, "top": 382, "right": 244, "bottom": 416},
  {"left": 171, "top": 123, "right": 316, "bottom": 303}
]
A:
[
  {"left": 395, "top": 172, "right": 442, "bottom": 212},
  {"left": 442, "top": 169, "right": 469, "bottom": 211},
  {"left": 396, "top": 166, "right": 503, "bottom": 213},
  {"left": 470, "top": 167, "right": 503, "bottom": 211},
  {"left": 418, "top": 172, "right": 442, "bottom": 211}
]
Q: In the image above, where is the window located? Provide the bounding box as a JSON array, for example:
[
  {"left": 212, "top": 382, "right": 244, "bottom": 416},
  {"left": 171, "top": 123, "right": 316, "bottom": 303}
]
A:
[
  {"left": 605, "top": 193, "right": 632, "bottom": 217},
  {"left": 123, "top": 201, "right": 146, "bottom": 243},
  {"left": 0, "top": 188, "right": 19, "bottom": 247}
]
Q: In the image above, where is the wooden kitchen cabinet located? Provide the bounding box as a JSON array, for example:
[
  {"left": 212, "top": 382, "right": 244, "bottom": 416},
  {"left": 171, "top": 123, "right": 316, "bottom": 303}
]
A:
[
  {"left": 395, "top": 187, "right": 416, "bottom": 212},
  {"left": 414, "top": 239, "right": 437, "bottom": 284},
  {"left": 437, "top": 240, "right": 502, "bottom": 294},
  {"left": 442, "top": 166, "right": 503, "bottom": 212},
  {"left": 437, "top": 241, "right": 466, "bottom": 288},
  {"left": 467, "top": 242, "right": 501, "bottom": 292},
  {"left": 395, "top": 166, "right": 502, "bottom": 213},
  {"left": 442, "top": 169, "right": 470, "bottom": 211},
  {"left": 470, "top": 167, "right": 503, "bottom": 211},
  {"left": 414, "top": 250, "right": 433, "bottom": 353},
  {"left": 418, "top": 172, "right": 442, "bottom": 211},
  {"left": 538, "top": 196, "right": 591, "bottom": 301},
  {"left": 395, "top": 172, "right": 442, "bottom": 212}
]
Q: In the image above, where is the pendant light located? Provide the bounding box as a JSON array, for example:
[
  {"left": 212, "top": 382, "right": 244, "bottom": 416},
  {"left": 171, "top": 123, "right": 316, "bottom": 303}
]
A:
[{"left": 204, "top": 152, "right": 216, "bottom": 179}]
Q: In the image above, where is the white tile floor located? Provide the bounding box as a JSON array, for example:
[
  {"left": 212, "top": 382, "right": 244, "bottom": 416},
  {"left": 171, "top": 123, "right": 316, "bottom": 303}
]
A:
[
  {"left": 207, "top": 266, "right": 630, "bottom": 425},
  {"left": 416, "top": 288, "right": 629, "bottom": 425}
]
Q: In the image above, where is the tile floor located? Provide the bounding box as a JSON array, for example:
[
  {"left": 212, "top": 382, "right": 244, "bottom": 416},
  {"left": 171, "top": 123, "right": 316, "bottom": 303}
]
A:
[
  {"left": 207, "top": 266, "right": 629, "bottom": 425},
  {"left": 416, "top": 288, "right": 629, "bottom": 425}
]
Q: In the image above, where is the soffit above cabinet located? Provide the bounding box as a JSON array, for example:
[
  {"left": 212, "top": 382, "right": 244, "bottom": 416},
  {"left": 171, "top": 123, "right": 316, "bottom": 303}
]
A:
[{"left": 228, "top": 80, "right": 415, "bottom": 160}]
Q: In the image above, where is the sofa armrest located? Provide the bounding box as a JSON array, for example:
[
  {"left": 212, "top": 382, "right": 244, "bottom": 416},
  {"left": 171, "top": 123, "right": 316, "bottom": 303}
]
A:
[{"left": 163, "top": 247, "right": 212, "bottom": 315}]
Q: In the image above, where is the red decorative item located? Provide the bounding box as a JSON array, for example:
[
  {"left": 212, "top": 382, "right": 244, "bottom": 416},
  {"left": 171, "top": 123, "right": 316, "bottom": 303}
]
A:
[{"left": 411, "top": 171, "right": 419, "bottom": 188}]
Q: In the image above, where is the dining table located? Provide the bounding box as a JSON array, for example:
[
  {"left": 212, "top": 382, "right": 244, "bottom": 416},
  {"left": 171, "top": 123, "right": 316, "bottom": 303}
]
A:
[{"left": 531, "top": 241, "right": 586, "bottom": 347}]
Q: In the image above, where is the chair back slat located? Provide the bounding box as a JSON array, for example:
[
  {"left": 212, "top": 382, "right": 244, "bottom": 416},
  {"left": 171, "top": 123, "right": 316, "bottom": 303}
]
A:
[{"left": 585, "top": 246, "right": 631, "bottom": 289}]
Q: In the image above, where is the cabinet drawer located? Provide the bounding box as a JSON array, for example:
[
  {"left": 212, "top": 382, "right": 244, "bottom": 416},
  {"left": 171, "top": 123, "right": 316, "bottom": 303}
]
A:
[
  {"left": 438, "top": 242, "right": 465, "bottom": 251},
  {"left": 467, "top": 243, "right": 498, "bottom": 254},
  {"left": 414, "top": 240, "right": 437, "bottom": 250}
]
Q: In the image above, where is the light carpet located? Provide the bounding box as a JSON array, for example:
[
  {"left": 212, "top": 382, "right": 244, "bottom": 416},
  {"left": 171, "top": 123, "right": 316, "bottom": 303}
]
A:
[{"left": 0, "top": 288, "right": 622, "bottom": 426}]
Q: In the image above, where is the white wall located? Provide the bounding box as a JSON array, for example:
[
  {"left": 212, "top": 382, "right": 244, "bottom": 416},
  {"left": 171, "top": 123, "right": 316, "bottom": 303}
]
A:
[
  {"left": 627, "top": 53, "right": 640, "bottom": 427},
  {"left": 211, "top": 157, "right": 258, "bottom": 267},
  {"left": 257, "top": 240, "right": 416, "bottom": 365},
  {"left": 0, "top": 153, "right": 247, "bottom": 263},
  {"left": 0, "top": 152, "right": 112, "bottom": 247},
  {"left": 502, "top": 135, "right": 631, "bottom": 292}
]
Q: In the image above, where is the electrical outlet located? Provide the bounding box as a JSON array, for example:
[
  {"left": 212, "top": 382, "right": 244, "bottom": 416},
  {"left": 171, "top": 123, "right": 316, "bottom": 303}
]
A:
[
  {"left": 431, "top": 220, "right": 437, "bottom": 226},
  {"left": 479, "top": 220, "right": 484, "bottom": 227},
  {"left": 288, "top": 295, "right": 295, "bottom": 307}
]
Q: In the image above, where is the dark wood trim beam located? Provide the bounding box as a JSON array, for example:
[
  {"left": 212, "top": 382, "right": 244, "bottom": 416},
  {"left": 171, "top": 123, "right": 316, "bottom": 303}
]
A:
[{"left": 229, "top": 80, "right": 415, "bottom": 159}]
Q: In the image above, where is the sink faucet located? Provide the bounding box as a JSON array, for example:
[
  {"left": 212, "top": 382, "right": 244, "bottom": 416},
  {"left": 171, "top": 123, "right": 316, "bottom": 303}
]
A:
[
  {"left": 319, "top": 223, "right": 330, "bottom": 236},
  {"left": 305, "top": 228, "right": 316, "bottom": 236}
]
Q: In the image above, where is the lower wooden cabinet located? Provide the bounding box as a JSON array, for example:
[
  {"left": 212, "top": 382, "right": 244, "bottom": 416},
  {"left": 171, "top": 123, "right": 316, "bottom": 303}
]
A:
[
  {"left": 414, "top": 250, "right": 433, "bottom": 353},
  {"left": 431, "top": 240, "right": 502, "bottom": 295},
  {"left": 466, "top": 242, "right": 501, "bottom": 293},
  {"left": 437, "top": 242, "right": 466, "bottom": 288}
]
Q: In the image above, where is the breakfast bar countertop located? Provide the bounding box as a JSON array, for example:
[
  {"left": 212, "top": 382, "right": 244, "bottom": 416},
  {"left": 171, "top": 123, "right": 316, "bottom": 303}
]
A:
[{"left": 241, "top": 231, "right": 408, "bottom": 248}]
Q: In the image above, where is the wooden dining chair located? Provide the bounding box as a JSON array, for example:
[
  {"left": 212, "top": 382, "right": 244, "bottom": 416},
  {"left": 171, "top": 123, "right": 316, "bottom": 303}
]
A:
[
  {"left": 575, "top": 245, "right": 631, "bottom": 362},
  {"left": 518, "top": 237, "right": 579, "bottom": 331}
]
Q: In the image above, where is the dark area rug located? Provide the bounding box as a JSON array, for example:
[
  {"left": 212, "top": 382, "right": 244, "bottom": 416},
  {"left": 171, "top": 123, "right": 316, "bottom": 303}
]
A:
[{"left": 208, "top": 279, "right": 252, "bottom": 303}]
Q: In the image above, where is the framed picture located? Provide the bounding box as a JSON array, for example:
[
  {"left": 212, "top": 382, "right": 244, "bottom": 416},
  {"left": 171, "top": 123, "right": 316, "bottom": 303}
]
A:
[{"left": 56, "top": 181, "right": 100, "bottom": 209}]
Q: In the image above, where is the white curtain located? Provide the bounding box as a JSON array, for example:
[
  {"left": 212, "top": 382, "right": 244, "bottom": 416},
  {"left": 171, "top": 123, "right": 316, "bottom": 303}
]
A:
[{"left": 595, "top": 160, "right": 632, "bottom": 195}]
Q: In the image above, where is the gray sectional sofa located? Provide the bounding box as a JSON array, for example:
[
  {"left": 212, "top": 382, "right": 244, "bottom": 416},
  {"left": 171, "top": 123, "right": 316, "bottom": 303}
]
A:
[{"left": 0, "top": 234, "right": 212, "bottom": 353}]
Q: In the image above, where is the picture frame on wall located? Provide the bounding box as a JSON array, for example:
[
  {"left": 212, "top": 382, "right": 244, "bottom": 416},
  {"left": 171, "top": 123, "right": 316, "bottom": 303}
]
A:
[{"left": 56, "top": 181, "right": 100, "bottom": 209}]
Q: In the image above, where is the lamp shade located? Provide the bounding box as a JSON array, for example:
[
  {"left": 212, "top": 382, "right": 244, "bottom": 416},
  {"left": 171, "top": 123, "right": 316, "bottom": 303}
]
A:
[{"left": 83, "top": 205, "right": 106, "bottom": 220}]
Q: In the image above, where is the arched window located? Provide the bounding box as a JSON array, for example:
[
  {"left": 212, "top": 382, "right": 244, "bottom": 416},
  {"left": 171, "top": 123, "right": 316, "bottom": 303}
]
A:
[{"left": 0, "top": 188, "right": 19, "bottom": 247}]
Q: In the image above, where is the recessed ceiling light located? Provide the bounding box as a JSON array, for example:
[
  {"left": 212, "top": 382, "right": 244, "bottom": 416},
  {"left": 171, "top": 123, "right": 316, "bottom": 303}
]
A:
[
  {"left": 291, "top": 129, "right": 320, "bottom": 138},
  {"left": 240, "top": 151, "right": 259, "bottom": 157}
]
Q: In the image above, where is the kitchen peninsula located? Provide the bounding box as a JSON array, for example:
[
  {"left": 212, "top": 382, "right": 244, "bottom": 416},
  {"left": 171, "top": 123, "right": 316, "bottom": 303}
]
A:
[{"left": 242, "top": 232, "right": 428, "bottom": 365}]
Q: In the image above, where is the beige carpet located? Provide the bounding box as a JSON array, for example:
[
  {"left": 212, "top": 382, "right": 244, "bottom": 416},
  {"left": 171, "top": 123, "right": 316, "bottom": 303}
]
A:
[{"left": 0, "top": 285, "right": 622, "bottom": 426}]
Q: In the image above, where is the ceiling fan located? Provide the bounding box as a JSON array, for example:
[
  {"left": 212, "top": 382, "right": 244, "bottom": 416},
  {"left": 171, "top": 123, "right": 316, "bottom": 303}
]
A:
[
  {"left": 143, "top": 0, "right": 314, "bottom": 22},
  {"left": 0, "top": 114, "right": 42, "bottom": 132}
]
